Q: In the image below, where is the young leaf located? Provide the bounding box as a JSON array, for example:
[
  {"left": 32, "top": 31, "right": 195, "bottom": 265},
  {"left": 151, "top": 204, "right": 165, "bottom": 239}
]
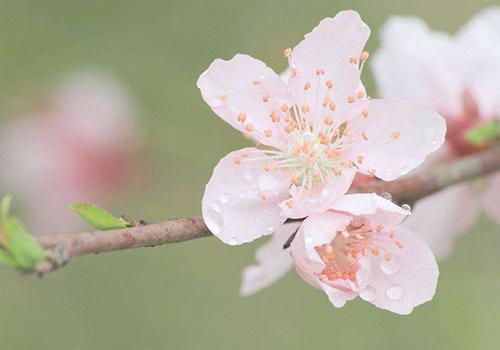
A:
[
  {"left": 465, "top": 120, "right": 500, "bottom": 145},
  {"left": 0, "top": 194, "right": 49, "bottom": 271},
  {"left": 3, "top": 217, "right": 48, "bottom": 270},
  {"left": 69, "top": 203, "right": 130, "bottom": 230}
]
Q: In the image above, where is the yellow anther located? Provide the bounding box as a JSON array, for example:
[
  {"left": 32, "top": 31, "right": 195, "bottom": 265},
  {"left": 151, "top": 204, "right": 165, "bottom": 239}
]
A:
[
  {"left": 262, "top": 95, "right": 270, "bottom": 103},
  {"left": 324, "top": 117, "right": 334, "bottom": 126},
  {"left": 362, "top": 108, "right": 369, "bottom": 118},
  {"left": 347, "top": 95, "right": 356, "bottom": 104},
  {"left": 326, "top": 80, "right": 334, "bottom": 89},
  {"left": 362, "top": 131, "right": 369, "bottom": 141},
  {"left": 264, "top": 129, "right": 273, "bottom": 137},
  {"left": 304, "top": 82, "right": 311, "bottom": 90},
  {"left": 360, "top": 51, "right": 370, "bottom": 62},
  {"left": 300, "top": 104, "right": 310, "bottom": 113},
  {"left": 237, "top": 112, "right": 247, "bottom": 123},
  {"left": 357, "top": 91, "right": 366, "bottom": 99},
  {"left": 391, "top": 131, "right": 401, "bottom": 140},
  {"left": 280, "top": 104, "right": 289, "bottom": 112},
  {"left": 245, "top": 123, "right": 255, "bottom": 132},
  {"left": 284, "top": 48, "right": 293, "bottom": 58},
  {"left": 233, "top": 157, "right": 242, "bottom": 165}
]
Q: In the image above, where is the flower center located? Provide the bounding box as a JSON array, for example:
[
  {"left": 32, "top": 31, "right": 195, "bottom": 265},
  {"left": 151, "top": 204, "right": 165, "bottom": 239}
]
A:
[{"left": 314, "top": 223, "right": 404, "bottom": 283}]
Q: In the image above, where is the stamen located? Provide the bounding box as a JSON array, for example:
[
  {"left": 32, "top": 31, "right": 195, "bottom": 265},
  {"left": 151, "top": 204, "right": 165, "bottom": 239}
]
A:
[
  {"left": 347, "top": 96, "right": 356, "bottom": 104},
  {"left": 304, "top": 82, "right": 311, "bottom": 90},
  {"left": 326, "top": 80, "right": 334, "bottom": 89},
  {"left": 284, "top": 48, "right": 292, "bottom": 58},
  {"left": 262, "top": 95, "right": 270, "bottom": 103},
  {"left": 245, "top": 124, "right": 255, "bottom": 132},
  {"left": 360, "top": 51, "right": 370, "bottom": 62},
  {"left": 237, "top": 112, "right": 247, "bottom": 123},
  {"left": 362, "top": 108, "right": 369, "bottom": 118},
  {"left": 324, "top": 117, "right": 334, "bottom": 126},
  {"left": 233, "top": 157, "right": 242, "bottom": 165},
  {"left": 391, "top": 131, "right": 401, "bottom": 140},
  {"left": 264, "top": 129, "right": 273, "bottom": 137}
]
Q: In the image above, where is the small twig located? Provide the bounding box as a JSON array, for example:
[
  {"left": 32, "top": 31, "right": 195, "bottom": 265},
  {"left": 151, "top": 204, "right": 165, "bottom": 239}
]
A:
[{"left": 34, "top": 145, "right": 500, "bottom": 274}]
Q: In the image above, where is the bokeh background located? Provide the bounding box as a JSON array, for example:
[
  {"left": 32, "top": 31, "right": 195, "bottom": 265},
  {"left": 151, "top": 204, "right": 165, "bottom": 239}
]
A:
[{"left": 1, "top": 0, "right": 499, "bottom": 349}]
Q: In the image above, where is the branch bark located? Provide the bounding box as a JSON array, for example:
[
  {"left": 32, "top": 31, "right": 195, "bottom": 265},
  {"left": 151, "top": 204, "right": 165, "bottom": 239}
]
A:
[{"left": 35, "top": 145, "right": 500, "bottom": 274}]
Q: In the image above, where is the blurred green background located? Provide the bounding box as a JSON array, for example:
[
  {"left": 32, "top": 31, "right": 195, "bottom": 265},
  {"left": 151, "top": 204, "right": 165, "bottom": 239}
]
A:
[{"left": 1, "top": 0, "right": 500, "bottom": 349}]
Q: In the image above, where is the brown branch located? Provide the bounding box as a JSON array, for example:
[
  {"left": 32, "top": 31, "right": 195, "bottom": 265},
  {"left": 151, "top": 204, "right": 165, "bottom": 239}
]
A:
[{"left": 35, "top": 145, "right": 500, "bottom": 274}]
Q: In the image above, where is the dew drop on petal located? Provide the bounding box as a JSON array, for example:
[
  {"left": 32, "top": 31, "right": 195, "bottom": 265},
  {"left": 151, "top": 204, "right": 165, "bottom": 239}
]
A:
[
  {"left": 243, "top": 170, "right": 255, "bottom": 182},
  {"left": 402, "top": 204, "right": 411, "bottom": 212},
  {"left": 380, "top": 255, "right": 400, "bottom": 275},
  {"left": 228, "top": 237, "right": 239, "bottom": 245},
  {"left": 210, "top": 201, "right": 221, "bottom": 214},
  {"left": 204, "top": 215, "right": 222, "bottom": 235},
  {"left": 258, "top": 173, "right": 280, "bottom": 192},
  {"left": 385, "top": 285, "right": 404, "bottom": 301},
  {"left": 359, "top": 286, "right": 376, "bottom": 302},
  {"left": 219, "top": 192, "right": 230, "bottom": 204}
]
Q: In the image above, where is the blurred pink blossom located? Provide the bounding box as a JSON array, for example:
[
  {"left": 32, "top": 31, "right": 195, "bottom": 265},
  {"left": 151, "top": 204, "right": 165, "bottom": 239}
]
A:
[
  {"left": 0, "top": 72, "right": 141, "bottom": 233},
  {"left": 198, "top": 10, "right": 445, "bottom": 245},
  {"left": 373, "top": 7, "right": 500, "bottom": 259}
]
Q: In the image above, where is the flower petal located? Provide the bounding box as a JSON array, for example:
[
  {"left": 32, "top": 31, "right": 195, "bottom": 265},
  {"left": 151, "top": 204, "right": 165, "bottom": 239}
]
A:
[
  {"left": 202, "top": 148, "right": 291, "bottom": 245},
  {"left": 330, "top": 193, "right": 409, "bottom": 227},
  {"left": 363, "top": 226, "right": 439, "bottom": 315},
  {"left": 404, "top": 184, "right": 479, "bottom": 260},
  {"left": 372, "top": 16, "right": 463, "bottom": 118},
  {"left": 347, "top": 98, "right": 446, "bottom": 181},
  {"left": 280, "top": 169, "right": 355, "bottom": 219},
  {"left": 197, "top": 54, "right": 292, "bottom": 148},
  {"left": 482, "top": 172, "right": 500, "bottom": 225},
  {"left": 291, "top": 212, "right": 352, "bottom": 266},
  {"left": 288, "top": 11, "right": 370, "bottom": 128},
  {"left": 240, "top": 222, "right": 300, "bottom": 296}
]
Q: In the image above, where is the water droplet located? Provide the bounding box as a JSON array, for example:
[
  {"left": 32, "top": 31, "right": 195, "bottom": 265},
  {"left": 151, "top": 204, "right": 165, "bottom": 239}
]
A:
[
  {"left": 243, "top": 170, "right": 255, "bottom": 182},
  {"left": 359, "top": 286, "right": 376, "bottom": 302},
  {"left": 386, "top": 285, "right": 404, "bottom": 301},
  {"left": 210, "top": 202, "right": 221, "bottom": 214},
  {"left": 401, "top": 204, "right": 411, "bottom": 212},
  {"left": 204, "top": 215, "right": 222, "bottom": 234},
  {"left": 219, "top": 192, "right": 230, "bottom": 204},
  {"left": 228, "top": 237, "right": 239, "bottom": 245},
  {"left": 258, "top": 173, "right": 280, "bottom": 192},
  {"left": 380, "top": 256, "right": 400, "bottom": 275},
  {"left": 267, "top": 226, "right": 275, "bottom": 233},
  {"left": 381, "top": 192, "right": 393, "bottom": 201}
]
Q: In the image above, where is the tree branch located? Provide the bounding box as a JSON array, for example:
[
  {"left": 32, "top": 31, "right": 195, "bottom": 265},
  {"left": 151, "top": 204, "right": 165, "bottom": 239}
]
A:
[{"left": 35, "top": 145, "right": 500, "bottom": 274}]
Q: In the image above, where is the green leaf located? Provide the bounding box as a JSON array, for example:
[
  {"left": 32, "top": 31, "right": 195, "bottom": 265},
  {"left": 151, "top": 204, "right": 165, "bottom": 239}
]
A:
[
  {"left": 3, "top": 217, "right": 48, "bottom": 270},
  {"left": 0, "top": 194, "right": 49, "bottom": 271},
  {"left": 465, "top": 120, "right": 500, "bottom": 145},
  {"left": 69, "top": 203, "right": 130, "bottom": 230},
  {"left": 0, "top": 194, "right": 12, "bottom": 221}
]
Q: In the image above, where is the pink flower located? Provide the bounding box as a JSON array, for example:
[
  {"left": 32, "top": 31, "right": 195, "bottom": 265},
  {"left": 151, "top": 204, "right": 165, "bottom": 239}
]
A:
[
  {"left": 372, "top": 7, "right": 500, "bottom": 259},
  {"left": 198, "top": 10, "right": 446, "bottom": 245},
  {"left": 0, "top": 72, "right": 140, "bottom": 233},
  {"left": 240, "top": 222, "right": 299, "bottom": 296},
  {"left": 291, "top": 194, "right": 438, "bottom": 315}
]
